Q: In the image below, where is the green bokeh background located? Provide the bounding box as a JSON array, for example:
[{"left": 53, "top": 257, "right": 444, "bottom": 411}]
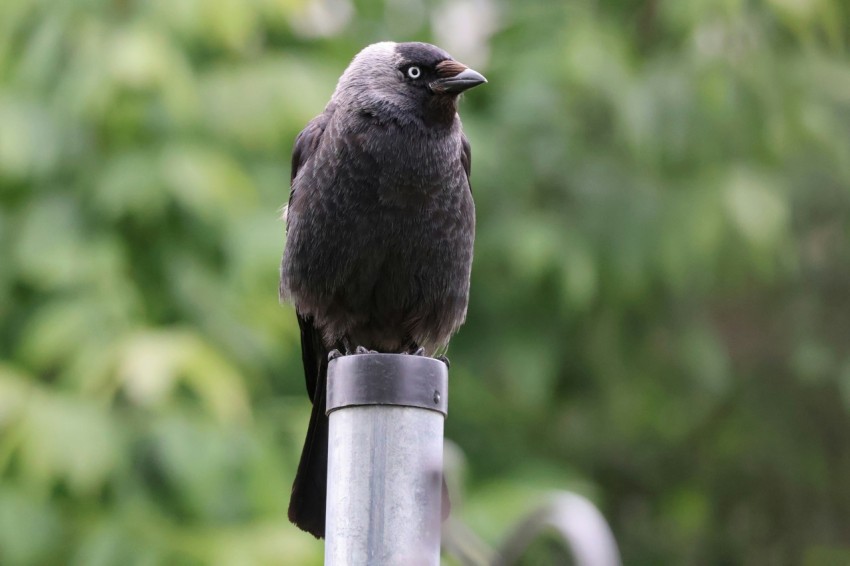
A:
[{"left": 2, "top": 0, "right": 849, "bottom": 564}]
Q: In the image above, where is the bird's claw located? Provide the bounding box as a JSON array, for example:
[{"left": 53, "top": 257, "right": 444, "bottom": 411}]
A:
[
  {"left": 437, "top": 355, "right": 451, "bottom": 369},
  {"left": 409, "top": 347, "right": 426, "bottom": 356},
  {"left": 330, "top": 346, "right": 377, "bottom": 360}
]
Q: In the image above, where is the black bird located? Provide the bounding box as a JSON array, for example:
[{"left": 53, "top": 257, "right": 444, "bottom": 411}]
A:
[{"left": 280, "top": 41, "right": 486, "bottom": 538}]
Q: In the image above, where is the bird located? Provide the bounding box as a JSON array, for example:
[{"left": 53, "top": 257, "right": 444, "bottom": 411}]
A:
[{"left": 279, "top": 41, "right": 486, "bottom": 539}]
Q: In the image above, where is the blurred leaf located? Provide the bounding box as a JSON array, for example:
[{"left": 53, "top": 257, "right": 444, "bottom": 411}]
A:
[
  {"left": 0, "top": 488, "right": 62, "bottom": 566},
  {"left": 118, "top": 329, "right": 251, "bottom": 422},
  {"left": 723, "top": 168, "right": 789, "bottom": 250},
  {"left": 18, "top": 391, "right": 120, "bottom": 495}
]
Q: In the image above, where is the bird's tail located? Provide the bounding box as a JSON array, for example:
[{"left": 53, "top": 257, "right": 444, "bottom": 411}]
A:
[
  {"left": 288, "top": 314, "right": 331, "bottom": 538},
  {"left": 288, "top": 362, "right": 329, "bottom": 539}
]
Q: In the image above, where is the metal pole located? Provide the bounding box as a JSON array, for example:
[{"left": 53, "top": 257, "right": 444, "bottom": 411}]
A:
[{"left": 324, "top": 353, "right": 448, "bottom": 566}]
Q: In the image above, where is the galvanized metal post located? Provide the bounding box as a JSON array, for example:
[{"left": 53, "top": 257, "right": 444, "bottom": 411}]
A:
[{"left": 324, "top": 354, "right": 448, "bottom": 566}]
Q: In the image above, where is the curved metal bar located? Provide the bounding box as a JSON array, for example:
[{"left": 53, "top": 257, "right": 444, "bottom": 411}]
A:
[{"left": 492, "top": 492, "right": 622, "bottom": 566}]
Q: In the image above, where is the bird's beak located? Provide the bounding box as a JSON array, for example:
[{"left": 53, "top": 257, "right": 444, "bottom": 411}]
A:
[{"left": 431, "top": 60, "right": 487, "bottom": 94}]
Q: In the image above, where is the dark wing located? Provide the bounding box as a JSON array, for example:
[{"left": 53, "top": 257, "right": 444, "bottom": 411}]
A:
[
  {"left": 297, "top": 313, "right": 326, "bottom": 404},
  {"left": 460, "top": 132, "right": 472, "bottom": 187},
  {"left": 285, "top": 106, "right": 335, "bottom": 400},
  {"left": 281, "top": 108, "right": 333, "bottom": 303},
  {"left": 290, "top": 104, "right": 334, "bottom": 184},
  {"left": 280, "top": 105, "right": 334, "bottom": 398},
  {"left": 286, "top": 118, "right": 339, "bottom": 535},
  {"left": 284, "top": 108, "right": 339, "bottom": 538},
  {"left": 285, "top": 105, "right": 335, "bottom": 237}
]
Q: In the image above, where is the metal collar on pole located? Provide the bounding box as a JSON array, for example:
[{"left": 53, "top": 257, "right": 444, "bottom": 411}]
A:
[{"left": 326, "top": 354, "right": 449, "bottom": 416}]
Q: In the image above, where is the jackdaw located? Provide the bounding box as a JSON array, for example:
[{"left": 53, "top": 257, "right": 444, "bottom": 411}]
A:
[{"left": 280, "top": 41, "right": 486, "bottom": 538}]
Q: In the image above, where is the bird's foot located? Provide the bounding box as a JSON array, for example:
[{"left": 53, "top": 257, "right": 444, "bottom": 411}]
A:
[
  {"left": 403, "top": 347, "right": 449, "bottom": 368},
  {"left": 330, "top": 346, "right": 378, "bottom": 360}
]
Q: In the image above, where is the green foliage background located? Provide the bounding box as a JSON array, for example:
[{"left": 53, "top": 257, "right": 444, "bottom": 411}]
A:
[{"left": 2, "top": 0, "right": 849, "bottom": 564}]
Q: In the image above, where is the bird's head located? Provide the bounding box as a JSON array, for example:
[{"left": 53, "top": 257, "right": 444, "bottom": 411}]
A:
[{"left": 332, "top": 41, "right": 487, "bottom": 124}]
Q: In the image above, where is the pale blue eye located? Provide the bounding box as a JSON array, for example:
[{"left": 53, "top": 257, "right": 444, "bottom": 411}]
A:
[{"left": 407, "top": 66, "right": 421, "bottom": 79}]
